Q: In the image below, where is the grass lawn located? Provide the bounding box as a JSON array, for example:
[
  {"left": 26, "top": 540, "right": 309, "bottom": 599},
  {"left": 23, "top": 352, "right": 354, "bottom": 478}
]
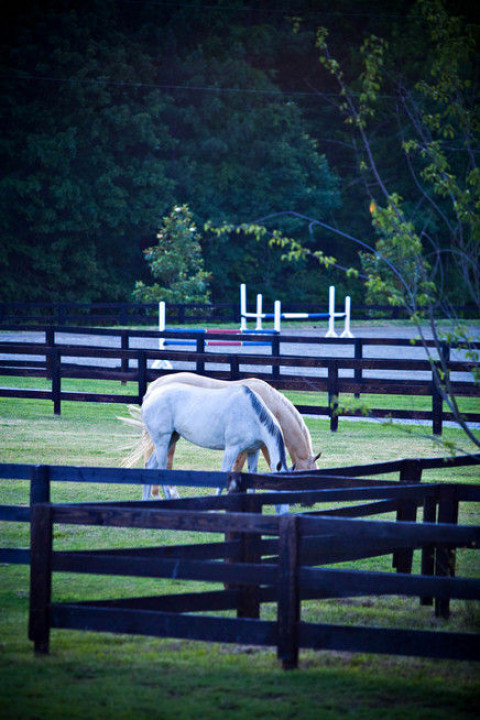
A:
[{"left": 0, "top": 387, "right": 479, "bottom": 719}]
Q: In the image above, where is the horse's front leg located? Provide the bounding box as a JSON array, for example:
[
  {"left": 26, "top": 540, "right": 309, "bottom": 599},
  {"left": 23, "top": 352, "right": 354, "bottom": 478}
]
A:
[
  {"left": 245, "top": 450, "right": 260, "bottom": 496},
  {"left": 246, "top": 449, "right": 260, "bottom": 473},
  {"left": 246, "top": 450, "right": 288, "bottom": 512},
  {"left": 224, "top": 450, "right": 249, "bottom": 495},
  {"left": 217, "top": 446, "right": 245, "bottom": 496}
]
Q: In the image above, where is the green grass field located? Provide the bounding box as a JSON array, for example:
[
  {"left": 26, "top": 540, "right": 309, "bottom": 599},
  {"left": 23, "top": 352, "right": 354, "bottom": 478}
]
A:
[{"left": 1, "top": 387, "right": 479, "bottom": 719}]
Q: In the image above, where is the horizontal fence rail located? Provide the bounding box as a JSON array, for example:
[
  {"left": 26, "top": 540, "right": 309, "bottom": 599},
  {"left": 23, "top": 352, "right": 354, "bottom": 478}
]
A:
[
  {"left": 19, "top": 466, "right": 479, "bottom": 667},
  {"left": 2, "top": 454, "right": 479, "bottom": 668},
  {"left": 2, "top": 453, "right": 479, "bottom": 569},
  {"left": 1, "top": 326, "right": 479, "bottom": 433},
  {"left": 1, "top": 302, "right": 477, "bottom": 326}
]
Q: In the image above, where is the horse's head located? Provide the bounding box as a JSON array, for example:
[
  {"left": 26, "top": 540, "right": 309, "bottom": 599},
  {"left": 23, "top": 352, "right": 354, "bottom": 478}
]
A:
[{"left": 291, "top": 451, "right": 321, "bottom": 471}]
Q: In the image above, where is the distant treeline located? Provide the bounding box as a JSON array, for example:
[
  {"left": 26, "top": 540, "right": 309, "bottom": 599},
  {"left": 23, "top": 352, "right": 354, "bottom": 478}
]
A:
[
  {"left": 0, "top": 301, "right": 477, "bottom": 327},
  {"left": 3, "top": 2, "right": 478, "bottom": 308}
]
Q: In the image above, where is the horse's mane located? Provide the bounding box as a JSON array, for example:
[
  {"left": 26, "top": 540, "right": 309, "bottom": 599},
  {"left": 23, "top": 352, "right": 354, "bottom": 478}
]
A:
[
  {"left": 243, "top": 387, "right": 287, "bottom": 468},
  {"left": 257, "top": 381, "right": 313, "bottom": 455}
]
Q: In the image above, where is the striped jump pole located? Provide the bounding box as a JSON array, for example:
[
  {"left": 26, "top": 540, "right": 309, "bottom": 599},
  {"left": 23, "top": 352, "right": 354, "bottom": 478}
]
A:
[{"left": 158, "top": 300, "right": 276, "bottom": 349}]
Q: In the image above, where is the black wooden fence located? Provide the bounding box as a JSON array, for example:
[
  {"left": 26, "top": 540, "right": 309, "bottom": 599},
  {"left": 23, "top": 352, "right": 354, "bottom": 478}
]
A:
[
  {"left": 1, "top": 455, "right": 479, "bottom": 667},
  {"left": 1, "top": 326, "right": 479, "bottom": 433},
  {"left": 6, "top": 453, "right": 479, "bottom": 567},
  {"left": 27, "top": 479, "right": 480, "bottom": 667},
  {"left": 1, "top": 300, "right": 477, "bottom": 326},
  {"left": 0, "top": 301, "right": 238, "bottom": 326}
]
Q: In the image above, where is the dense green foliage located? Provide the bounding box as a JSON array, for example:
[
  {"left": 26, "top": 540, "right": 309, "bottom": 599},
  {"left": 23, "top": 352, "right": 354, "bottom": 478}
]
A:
[
  {"left": 132, "top": 204, "right": 211, "bottom": 304},
  {"left": 1, "top": 1, "right": 478, "bottom": 306}
]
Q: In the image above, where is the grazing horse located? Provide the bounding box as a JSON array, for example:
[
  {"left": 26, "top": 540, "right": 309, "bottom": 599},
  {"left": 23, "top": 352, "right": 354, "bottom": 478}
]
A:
[
  {"left": 120, "top": 374, "right": 320, "bottom": 496},
  {"left": 146, "top": 373, "right": 320, "bottom": 472},
  {"left": 139, "top": 382, "right": 291, "bottom": 512}
]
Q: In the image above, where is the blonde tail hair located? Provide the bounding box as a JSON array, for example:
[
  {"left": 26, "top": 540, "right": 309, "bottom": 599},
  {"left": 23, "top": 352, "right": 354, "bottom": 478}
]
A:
[{"left": 118, "top": 404, "right": 155, "bottom": 468}]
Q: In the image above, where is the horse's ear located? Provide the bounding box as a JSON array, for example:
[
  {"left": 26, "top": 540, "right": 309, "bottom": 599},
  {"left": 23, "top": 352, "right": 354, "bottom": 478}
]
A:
[
  {"left": 312, "top": 452, "right": 322, "bottom": 462},
  {"left": 290, "top": 462, "right": 296, "bottom": 472}
]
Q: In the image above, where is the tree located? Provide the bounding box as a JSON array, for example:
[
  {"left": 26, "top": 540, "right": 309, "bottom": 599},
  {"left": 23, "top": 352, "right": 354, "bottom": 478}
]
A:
[
  {"left": 0, "top": 1, "right": 341, "bottom": 305},
  {"left": 213, "top": 0, "right": 479, "bottom": 450},
  {"left": 315, "top": 0, "right": 479, "bottom": 448},
  {"left": 151, "top": 41, "right": 341, "bottom": 304},
  {"left": 132, "top": 205, "right": 210, "bottom": 305},
  {"left": 0, "top": 2, "right": 177, "bottom": 301}
]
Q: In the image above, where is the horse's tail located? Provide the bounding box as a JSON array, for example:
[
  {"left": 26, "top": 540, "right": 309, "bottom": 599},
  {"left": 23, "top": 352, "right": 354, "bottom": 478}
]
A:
[{"left": 118, "top": 404, "right": 155, "bottom": 468}]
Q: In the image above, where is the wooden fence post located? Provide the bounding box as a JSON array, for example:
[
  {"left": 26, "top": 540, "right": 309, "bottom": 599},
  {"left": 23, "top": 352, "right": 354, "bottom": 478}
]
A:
[
  {"left": 30, "top": 465, "right": 51, "bottom": 506},
  {"left": 435, "top": 484, "right": 459, "bottom": 619},
  {"left": 277, "top": 514, "right": 299, "bottom": 670},
  {"left": 271, "top": 336, "right": 280, "bottom": 380},
  {"left": 420, "top": 492, "right": 437, "bottom": 606},
  {"left": 45, "top": 326, "right": 55, "bottom": 380},
  {"left": 432, "top": 342, "right": 450, "bottom": 436},
  {"left": 393, "top": 459, "right": 422, "bottom": 574},
  {"left": 328, "top": 359, "right": 339, "bottom": 432},
  {"left": 50, "top": 349, "right": 61, "bottom": 416},
  {"left": 29, "top": 503, "right": 53, "bottom": 654},
  {"left": 354, "top": 339, "right": 363, "bottom": 398},
  {"left": 225, "top": 472, "right": 243, "bottom": 597},
  {"left": 137, "top": 350, "right": 147, "bottom": 402},
  {"left": 230, "top": 356, "right": 240, "bottom": 381},
  {"left": 120, "top": 330, "right": 128, "bottom": 385},
  {"left": 235, "top": 492, "right": 262, "bottom": 619},
  {"left": 432, "top": 366, "right": 443, "bottom": 436},
  {"left": 196, "top": 337, "right": 205, "bottom": 374}
]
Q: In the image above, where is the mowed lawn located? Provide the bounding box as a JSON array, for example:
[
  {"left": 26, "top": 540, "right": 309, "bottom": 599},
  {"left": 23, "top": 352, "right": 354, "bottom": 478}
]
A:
[{"left": 0, "top": 387, "right": 479, "bottom": 720}]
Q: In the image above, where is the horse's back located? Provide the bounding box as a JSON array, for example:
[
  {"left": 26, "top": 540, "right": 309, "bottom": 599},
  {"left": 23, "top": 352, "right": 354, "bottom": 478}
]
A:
[
  {"left": 145, "top": 381, "right": 246, "bottom": 405},
  {"left": 146, "top": 372, "right": 228, "bottom": 397},
  {"left": 146, "top": 372, "right": 274, "bottom": 398},
  {"left": 144, "top": 372, "right": 316, "bottom": 465},
  {"left": 141, "top": 382, "right": 256, "bottom": 450}
]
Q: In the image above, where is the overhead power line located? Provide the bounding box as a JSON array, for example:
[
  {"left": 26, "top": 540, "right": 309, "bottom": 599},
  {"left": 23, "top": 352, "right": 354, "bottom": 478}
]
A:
[{"left": 0, "top": 71, "right": 400, "bottom": 101}]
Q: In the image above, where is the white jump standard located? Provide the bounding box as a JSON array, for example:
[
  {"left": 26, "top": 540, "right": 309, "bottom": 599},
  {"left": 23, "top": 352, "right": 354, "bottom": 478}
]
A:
[{"left": 240, "top": 283, "right": 353, "bottom": 338}]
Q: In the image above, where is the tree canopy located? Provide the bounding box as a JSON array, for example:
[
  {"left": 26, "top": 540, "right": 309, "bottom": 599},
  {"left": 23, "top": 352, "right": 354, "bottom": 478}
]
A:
[
  {"left": 1, "top": 0, "right": 478, "bottom": 307},
  {"left": 133, "top": 204, "right": 211, "bottom": 305}
]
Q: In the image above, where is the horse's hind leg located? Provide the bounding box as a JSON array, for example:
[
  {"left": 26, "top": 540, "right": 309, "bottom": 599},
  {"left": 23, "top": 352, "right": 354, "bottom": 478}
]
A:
[
  {"left": 166, "top": 435, "right": 178, "bottom": 470},
  {"left": 162, "top": 432, "right": 180, "bottom": 500},
  {"left": 143, "top": 452, "right": 157, "bottom": 500},
  {"left": 142, "top": 439, "right": 170, "bottom": 500},
  {"left": 152, "top": 432, "right": 179, "bottom": 497}
]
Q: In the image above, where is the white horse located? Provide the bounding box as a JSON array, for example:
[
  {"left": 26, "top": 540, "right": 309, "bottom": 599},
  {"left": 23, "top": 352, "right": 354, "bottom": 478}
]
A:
[
  {"left": 120, "top": 374, "right": 320, "bottom": 497},
  {"left": 140, "top": 382, "right": 292, "bottom": 512},
  {"left": 144, "top": 373, "right": 321, "bottom": 472}
]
